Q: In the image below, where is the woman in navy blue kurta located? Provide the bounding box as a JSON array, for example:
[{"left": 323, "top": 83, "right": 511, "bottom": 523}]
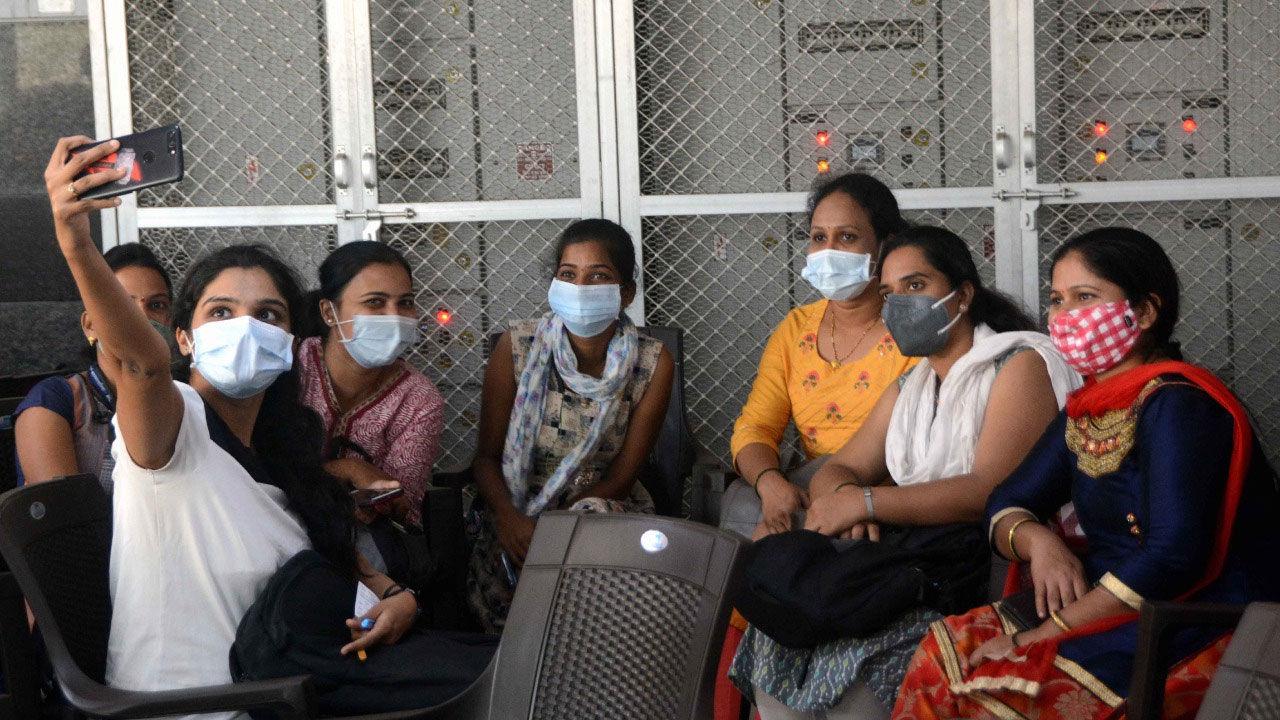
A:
[{"left": 892, "top": 227, "right": 1280, "bottom": 720}]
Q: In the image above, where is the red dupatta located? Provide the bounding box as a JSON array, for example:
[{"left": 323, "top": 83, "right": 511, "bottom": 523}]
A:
[{"left": 966, "top": 360, "right": 1253, "bottom": 697}]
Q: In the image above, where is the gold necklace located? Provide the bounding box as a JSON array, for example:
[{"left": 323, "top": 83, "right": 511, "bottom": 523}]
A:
[{"left": 827, "top": 306, "right": 880, "bottom": 369}]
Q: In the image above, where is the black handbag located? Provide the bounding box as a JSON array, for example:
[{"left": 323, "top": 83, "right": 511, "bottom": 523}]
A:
[
  {"left": 733, "top": 524, "right": 990, "bottom": 648},
  {"left": 230, "top": 550, "right": 497, "bottom": 716}
]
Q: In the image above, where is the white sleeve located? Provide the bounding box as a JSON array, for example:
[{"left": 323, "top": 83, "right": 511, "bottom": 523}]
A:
[{"left": 110, "top": 382, "right": 207, "bottom": 485}]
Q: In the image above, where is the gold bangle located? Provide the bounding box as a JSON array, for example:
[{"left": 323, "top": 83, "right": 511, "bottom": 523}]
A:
[
  {"left": 1007, "top": 517, "right": 1034, "bottom": 562},
  {"left": 1050, "top": 610, "right": 1072, "bottom": 633}
]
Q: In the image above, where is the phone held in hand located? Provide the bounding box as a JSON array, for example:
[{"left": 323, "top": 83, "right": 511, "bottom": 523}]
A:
[
  {"left": 71, "top": 124, "right": 184, "bottom": 200},
  {"left": 349, "top": 487, "right": 404, "bottom": 508}
]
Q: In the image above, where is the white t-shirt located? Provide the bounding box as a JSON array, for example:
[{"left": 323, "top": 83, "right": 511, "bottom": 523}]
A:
[{"left": 106, "top": 382, "right": 310, "bottom": 720}]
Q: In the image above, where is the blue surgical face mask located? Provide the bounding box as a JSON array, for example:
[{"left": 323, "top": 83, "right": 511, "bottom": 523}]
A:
[
  {"left": 328, "top": 302, "right": 420, "bottom": 369},
  {"left": 547, "top": 279, "right": 622, "bottom": 337},
  {"left": 191, "top": 316, "right": 294, "bottom": 399},
  {"left": 800, "top": 249, "right": 874, "bottom": 301}
]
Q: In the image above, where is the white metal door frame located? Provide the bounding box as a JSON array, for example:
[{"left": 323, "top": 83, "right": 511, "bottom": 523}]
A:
[{"left": 359, "top": 0, "right": 608, "bottom": 229}]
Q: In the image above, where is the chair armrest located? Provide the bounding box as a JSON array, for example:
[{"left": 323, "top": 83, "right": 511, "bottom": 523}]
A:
[
  {"left": 432, "top": 465, "right": 473, "bottom": 490},
  {"left": 63, "top": 674, "right": 315, "bottom": 720},
  {"left": 326, "top": 654, "right": 496, "bottom": 720},
  {"left": 0, "top": 572, "right": 41, "bottom": 720},
  {"left": 1128, "top": 601, "right": 1245, "bottom": 720},
  {"left": 689, "top": 444, "right": 732, "bottom": 524}
]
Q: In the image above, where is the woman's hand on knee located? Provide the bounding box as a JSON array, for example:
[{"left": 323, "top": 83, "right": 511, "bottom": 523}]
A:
[{"left": 1024, "top": 525, "right": 1088, "bottom": 618}]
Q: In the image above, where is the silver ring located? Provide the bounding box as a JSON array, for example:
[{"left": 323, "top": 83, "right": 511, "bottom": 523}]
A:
[{"left": 66, "top": 182, "right": 78, "bottom": 198}]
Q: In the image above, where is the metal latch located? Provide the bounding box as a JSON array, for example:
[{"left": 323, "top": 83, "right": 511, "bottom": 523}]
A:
[
  {"left": 992, "top": 187, "right": 1078, "bottom": 201},
  {"left": 337, "top": 207, "right": 417, "bottom": 221}
]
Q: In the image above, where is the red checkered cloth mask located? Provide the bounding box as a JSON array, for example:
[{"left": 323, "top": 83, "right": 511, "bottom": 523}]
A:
[{"left": 1049, "top": 300, "right": 1140, "bottom": 376}]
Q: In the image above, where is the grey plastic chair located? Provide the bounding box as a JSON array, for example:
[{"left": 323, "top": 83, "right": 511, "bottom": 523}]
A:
[
  {"left": 351, "top": 510, "right": 748, "bottom": 720},
  {"left": 0, "top": 474, "right": 315, "bottom": 719},
  {"left": 1193, "top": 602, "right": 1280, "bottom": 720}
]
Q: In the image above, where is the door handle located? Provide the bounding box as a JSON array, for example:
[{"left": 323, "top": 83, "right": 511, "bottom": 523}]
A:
[
  {"left": 361, "top": 150, "right": 377, "bottom": 189},
  {"left": 994, "top": 127, "right": 1012, "bottom": 172},
  {"left": 1023, "top": 126, "right": 1037, "bottom": 171},
  {"left": 334, "top": 151, "right": 350, "bottom": 190}
]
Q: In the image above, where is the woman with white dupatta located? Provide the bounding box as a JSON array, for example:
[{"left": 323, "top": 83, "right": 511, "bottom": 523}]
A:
[
  {"left": 730, "top": 225, "right": 1081, "bottom": 720},
  {"left": 465, "top": 219, "right": 674, "bottom": 633}
]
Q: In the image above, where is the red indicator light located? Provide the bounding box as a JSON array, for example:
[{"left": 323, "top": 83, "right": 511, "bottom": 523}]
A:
[
  {"left": 1181, "top": 115, "right": 1198, "bottom": 133},
  {"left": 1093, "top": 149, "right": 1108, "bottom": 165},
  {"left": 815, "top": 130, "right": 830, "bottom": 147},
  {"left": 1092, "top": 120, "right": 1110, "bottom": 138},
  {"left": 435, "top": 308, "right": 452, "bottom": 325}
]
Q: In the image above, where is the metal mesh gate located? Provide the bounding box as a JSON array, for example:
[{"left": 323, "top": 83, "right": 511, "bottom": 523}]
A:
[
  {"left": 124, "top": 0, "right": 335, "bottom": 207},
  {"left": 1030, "top": 0, "right": 1280, "bottom": 453}
]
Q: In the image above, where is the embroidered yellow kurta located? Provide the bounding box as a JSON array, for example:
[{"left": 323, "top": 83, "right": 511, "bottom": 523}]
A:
[{"left": 730, "top": 300, "right": 917, "bottom": 462}]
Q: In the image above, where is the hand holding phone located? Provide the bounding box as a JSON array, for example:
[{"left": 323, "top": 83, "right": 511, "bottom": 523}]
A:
[
  {"left": 70, "top": 124, "right": 184, "bottom": 200},
  {"left": 349, "top": 486, "right": 404, "bottom": 508}
]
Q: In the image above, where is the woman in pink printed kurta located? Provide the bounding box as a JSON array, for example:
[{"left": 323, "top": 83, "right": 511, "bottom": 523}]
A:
[
  {"left": 298, "top": 241, "right": 445, "bottom": 528},
  {"left": 298, "top": 334, "right": 444, "bottom": 525}
]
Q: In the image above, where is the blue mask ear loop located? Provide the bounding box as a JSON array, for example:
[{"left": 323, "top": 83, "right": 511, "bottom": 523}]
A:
[
  {"left": 324, "top": 299, "right": 357, "bottom": 343},
  {"left": 931, "top": 290, "right": 965, "bottom": 336}
]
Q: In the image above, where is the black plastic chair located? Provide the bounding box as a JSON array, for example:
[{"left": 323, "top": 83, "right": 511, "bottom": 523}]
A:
[
  {"left": 348, "top": 511, "right": 748, "bottom": 719},
  {"left": 0, "top": 474, "right": 315, "bottom": 719}
]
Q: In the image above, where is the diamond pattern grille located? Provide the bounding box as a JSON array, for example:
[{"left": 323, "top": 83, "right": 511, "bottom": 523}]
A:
[
  {"left": 634, "top": 0, "right": 993, "bottom": 195},
  {"left": 124, "top": 0, "right": 334, "bottom": 207},
  {"left": 368, "top": 0, "right": 581, "bottom": 203},
  {"left": 1034, "top": 0, "right": 1280, "bottom": 182}
]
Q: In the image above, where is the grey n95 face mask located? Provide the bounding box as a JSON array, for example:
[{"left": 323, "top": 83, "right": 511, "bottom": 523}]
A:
[{"left": 881, "top": 290, "right": 963, "bottom": 357}]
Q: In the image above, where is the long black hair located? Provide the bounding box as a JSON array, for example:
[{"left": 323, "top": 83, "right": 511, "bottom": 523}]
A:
[
  {"left": 172, "top": 244, "right": 358, "bottom": 576},
  {"left": 1050, "top": 227, "right": 1182, "bottom": 360},
  {"left": 305, "top": 241, "right": 415, "bottom": 337},
  {"left": 882, "top": 225, "right": 1037, "bottom": 333},
  {"left": 552, "top": 218, "right": 636, "bottom": 288},
  {"left": 806, "top": 173, "right": 908, "bottom": 246}
]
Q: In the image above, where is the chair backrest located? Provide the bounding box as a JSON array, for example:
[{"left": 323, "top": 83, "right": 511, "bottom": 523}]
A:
[
  {"left": 0, "top": 474, "right": 113, "bottom": 696},
  {"left": 1195, "top": 602, "right": 1280, "bottom": 720},
  {"left": 487, "top": 325, "right": 696, "bottom": 517},
  {"left": 487, "top": 512, "right": 746, "bottom": 719},
  {"left": 0, "top": 396, "right": 22, "bottom": 496}
]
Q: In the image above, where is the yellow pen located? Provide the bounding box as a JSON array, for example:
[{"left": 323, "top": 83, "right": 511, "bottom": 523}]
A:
[{"left": 352, "top": 617, "right": 375, "bottom": 662}]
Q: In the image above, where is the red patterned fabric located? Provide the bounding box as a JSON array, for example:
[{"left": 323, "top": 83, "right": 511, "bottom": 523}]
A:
[
  {"left": 297, "top": 336, "right": 445, "bottom": 525},
  {"left": 892, "top": 605, "right": 1229, "bottom": 720},
  {"left": 1049, "top": 301, "right": 1140, "bottom": 376},
  {"left": 715, "top": 623, "right": 748, "bottom": 720}
]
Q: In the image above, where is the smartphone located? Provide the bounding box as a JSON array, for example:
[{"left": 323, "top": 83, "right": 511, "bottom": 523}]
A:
[
  {"left": 71, "top": 124, "right": 184, "bottom": 200},
  {"left": 349, "top": 487, "right": 404, "bottom": 508}
]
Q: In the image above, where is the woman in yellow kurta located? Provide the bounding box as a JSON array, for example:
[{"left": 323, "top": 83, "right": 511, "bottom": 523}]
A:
[{"left": 728, "top": 173, "right": 916, "bottom": 541}]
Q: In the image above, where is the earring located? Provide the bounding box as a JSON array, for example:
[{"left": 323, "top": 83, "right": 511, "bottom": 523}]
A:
[
  {"left": 959, "top": 304, "right": 968, "bottom": 312},
  {"left": 87, "top": 336, "right": 97, "bottom": 348}
]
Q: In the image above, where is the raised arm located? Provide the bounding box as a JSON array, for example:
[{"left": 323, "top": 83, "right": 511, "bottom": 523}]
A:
[{"left": 45, "top": 137, "right": 182, "bottom": 469}]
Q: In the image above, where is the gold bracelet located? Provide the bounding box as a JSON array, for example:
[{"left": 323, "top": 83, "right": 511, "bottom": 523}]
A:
[
  {"left": 1007, "top": 517, "right": 1034, "bottom": 562},
  {"left": 1050, "top": 610, "right": 1072, "bottom": 633}
]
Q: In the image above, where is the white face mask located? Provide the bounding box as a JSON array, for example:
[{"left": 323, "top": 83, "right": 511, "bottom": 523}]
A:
[
  {"left": 547, "top": 279, "right": 621, "bottom": 337},
  {"left": 800, "top": 249, "right": 874, "bottom": 301},
  {"left": 328, "top": 302, "right": 420, "bottom": 369},
  {"left": 190, "top": 316, "right": 294, "bottom": 399}
]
